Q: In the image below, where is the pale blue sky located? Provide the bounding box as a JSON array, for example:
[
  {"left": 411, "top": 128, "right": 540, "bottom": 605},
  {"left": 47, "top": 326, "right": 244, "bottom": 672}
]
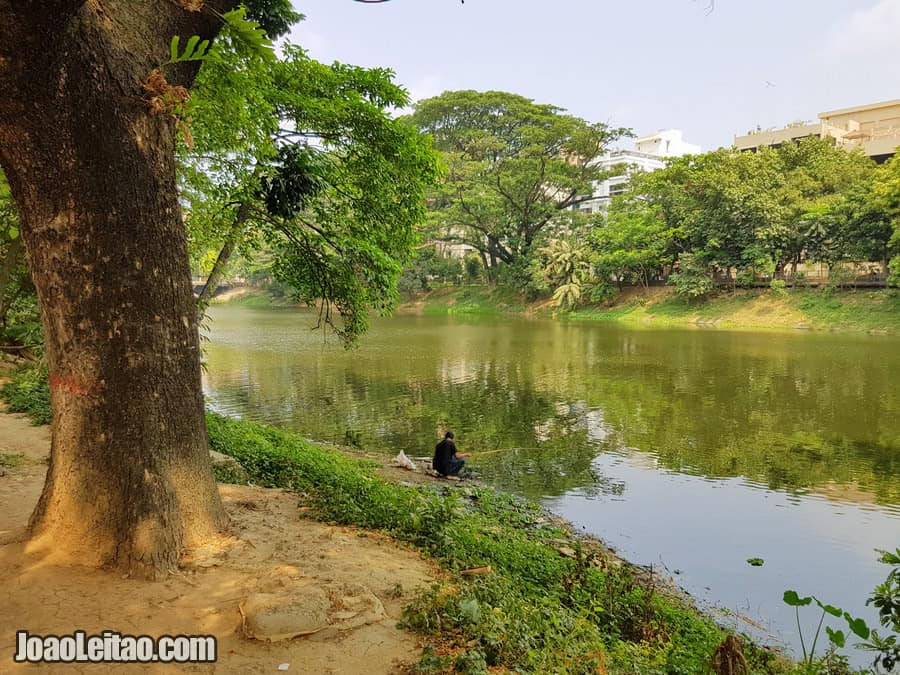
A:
[{"left": 287, "top": 0, "right": 900, "bottom": 151}]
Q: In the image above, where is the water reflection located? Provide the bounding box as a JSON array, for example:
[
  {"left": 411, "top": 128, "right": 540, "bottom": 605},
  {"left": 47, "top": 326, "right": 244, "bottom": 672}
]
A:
[{"left": 204, "top": 308, "right": 900, "bottom": 507}]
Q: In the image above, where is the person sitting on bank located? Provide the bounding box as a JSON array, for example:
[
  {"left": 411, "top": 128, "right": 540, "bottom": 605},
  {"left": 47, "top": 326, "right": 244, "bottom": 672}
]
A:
[{"left": 433, "top": 431, "right": 465, "bottom": 477}]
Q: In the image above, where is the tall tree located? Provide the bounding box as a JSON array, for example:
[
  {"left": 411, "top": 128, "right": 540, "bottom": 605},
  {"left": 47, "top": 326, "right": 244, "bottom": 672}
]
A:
[
  {"left": 869, "top": 155, "right": 900, "bottom": 285},
  {"left": 410, "top": 90, "right": 631, "bottom": 278},
  {"left": 591, "top": 197, "right": 676, "bottom": 290},
  {"left": 0, "top": 2, "right": 304, "bottom": 576},
  {"left": 625, "top": 138, "right": 877, "bottom": 285},
  {"left": 183, "top": 45, "right": 439, "bottom": 339}
]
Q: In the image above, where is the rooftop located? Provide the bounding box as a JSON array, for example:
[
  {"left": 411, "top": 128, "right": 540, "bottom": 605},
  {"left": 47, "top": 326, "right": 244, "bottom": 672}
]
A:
[{"left": 819, "top": 98, "right": 900, "bottom": 119}]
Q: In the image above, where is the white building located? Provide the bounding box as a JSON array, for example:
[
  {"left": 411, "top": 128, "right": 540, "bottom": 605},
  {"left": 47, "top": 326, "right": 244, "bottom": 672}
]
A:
[
  {"left": 576, "top": 129, "right": 700, "bottom": 214},
  {"left": 635, "top": 128, "right": 701, "bottom": 158}
]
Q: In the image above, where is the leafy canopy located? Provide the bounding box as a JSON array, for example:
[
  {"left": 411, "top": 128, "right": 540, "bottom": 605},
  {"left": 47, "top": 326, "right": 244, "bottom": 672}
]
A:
[
  {"left": 182, "top": 39, "right": 441, "bottom": 342},
  {"left": 409, "top": 90, "right": 631, "bottom": 274}
]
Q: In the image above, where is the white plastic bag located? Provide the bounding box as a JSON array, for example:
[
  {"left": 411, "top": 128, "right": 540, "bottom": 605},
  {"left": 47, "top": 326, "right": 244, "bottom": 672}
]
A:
[{"left": 390, "top": 450, "right": 417, "bottom": 471}]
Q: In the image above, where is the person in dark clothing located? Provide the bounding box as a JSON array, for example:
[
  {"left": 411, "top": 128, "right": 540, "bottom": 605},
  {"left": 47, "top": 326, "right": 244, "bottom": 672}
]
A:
[{"left": 433, "top": 431, "right": 466, "bottom": 477}]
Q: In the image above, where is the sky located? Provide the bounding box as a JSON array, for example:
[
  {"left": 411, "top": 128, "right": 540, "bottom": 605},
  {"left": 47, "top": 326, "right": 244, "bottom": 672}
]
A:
[{"left": 285, "top": 0, "right": 900, "bottom": 152}]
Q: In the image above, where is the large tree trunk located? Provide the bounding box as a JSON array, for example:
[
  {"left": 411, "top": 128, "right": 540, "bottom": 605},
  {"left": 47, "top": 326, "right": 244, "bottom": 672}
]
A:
[{"left": 0, "top": 1, "right": 231, "bottom": 576}]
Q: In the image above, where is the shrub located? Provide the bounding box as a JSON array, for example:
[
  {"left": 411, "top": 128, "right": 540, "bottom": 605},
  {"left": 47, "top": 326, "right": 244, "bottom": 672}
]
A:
[
  {"left": 671, "top": 254, "right": 716, "bottom": 300},
  {"left": 464, "top": 253, "right": 483, "bottom": 282},
  {"left": 769, "top": 279, "right": 787, "bottom": 296},
  {"left": 0, "top": 367, "right": 51, "bottom": 425}
]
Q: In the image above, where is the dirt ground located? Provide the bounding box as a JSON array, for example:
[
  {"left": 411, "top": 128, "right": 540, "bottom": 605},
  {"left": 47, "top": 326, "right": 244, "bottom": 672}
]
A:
[{"left": 0, "top": 407, "right": 438, "bottom": 674}]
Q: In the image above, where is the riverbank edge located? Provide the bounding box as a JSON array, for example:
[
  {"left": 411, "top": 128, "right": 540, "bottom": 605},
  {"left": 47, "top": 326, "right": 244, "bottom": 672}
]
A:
[
  {"left": 399, "top": 286, "right": 900, "bottom": 336},
  {"left": 0, "top": 368, "right": 792, "bottom": 673}
]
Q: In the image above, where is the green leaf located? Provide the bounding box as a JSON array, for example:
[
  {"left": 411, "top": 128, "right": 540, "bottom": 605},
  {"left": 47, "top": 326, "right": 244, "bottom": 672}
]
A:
[
  {"left": 814, "top": 598, "right": 842, "bottom": 617},
  {"left": 459, "top": 598, "right": 481, "bottom": 625},
  {"left": 8, "top": 226, "right": 19, "bottom": 240},
  {"left": 825, "top": 626, "right": 846, "bottom": 648},
  {"left": 783, "top": 590, "right": 812, "bottom": 607},
  {"left": 843, "top": 613, "right": 870, "bottom": 640},
  {"left": 877, "top": 548, "right": 900, "bottom": 566},
  {"left": 167, "top": 34, "right": 213, "bottom": 64},
  {"left": 184, "top": 35, "right": 200, "bottom": 60},
  {"left": 746, "top": 558, "right": 764, "bottom": 567},
  {"left": 221, "top": 7, "right": 275, "bottom": 60},
  {"left": 194, "top": 39, "right": 210, "bottom": 60}
]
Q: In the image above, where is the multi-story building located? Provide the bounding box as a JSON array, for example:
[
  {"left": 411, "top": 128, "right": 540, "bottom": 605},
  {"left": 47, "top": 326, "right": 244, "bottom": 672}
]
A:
[
  {"left": 576, "top": 129, "right": 701, "bottom": 214},
  {"left": 734, "top": 99, "right": 900, "bottom": 163}
]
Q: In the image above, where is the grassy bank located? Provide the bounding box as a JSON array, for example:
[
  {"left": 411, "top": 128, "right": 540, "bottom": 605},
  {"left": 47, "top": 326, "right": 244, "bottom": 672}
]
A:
[
  {"left": 209, "top": 287, "right": 299, "bottom": 308},
  {"left": 1, "top": 368, "right": 793, "bottom": 673},
  {"left": 410, "top": 286, "right": 900, "bottom": 334},
  {"left": 414, "top": 286, "right": 529, "bottom": 317}
]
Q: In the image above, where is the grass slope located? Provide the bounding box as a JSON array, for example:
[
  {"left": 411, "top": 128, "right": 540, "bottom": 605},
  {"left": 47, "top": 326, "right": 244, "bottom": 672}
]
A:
[{"left": 415, "top": 286, "right": 900, "bottom": 334}]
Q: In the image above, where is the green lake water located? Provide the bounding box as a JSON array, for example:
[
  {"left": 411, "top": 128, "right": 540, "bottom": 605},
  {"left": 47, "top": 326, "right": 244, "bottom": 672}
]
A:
[{"left": 204, "top": 305, "right": 900, "bottom": 660}]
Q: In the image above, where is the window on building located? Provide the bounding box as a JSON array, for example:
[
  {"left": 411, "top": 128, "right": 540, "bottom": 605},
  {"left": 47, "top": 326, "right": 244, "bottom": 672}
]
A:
[{"left": 609, "top": 182, "right": 629, "bottom": 196}]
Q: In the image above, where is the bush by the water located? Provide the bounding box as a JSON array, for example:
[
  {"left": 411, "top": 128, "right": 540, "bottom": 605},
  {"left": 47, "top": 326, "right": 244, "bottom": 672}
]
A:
[{"left": 0, "top": 367, "right": 50, "bottom": 425}]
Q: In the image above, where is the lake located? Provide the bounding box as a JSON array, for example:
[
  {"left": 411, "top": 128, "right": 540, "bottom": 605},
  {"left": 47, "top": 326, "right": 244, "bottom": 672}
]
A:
[{"left": 203, "top": 305, "right": 900, "bottom": 661}]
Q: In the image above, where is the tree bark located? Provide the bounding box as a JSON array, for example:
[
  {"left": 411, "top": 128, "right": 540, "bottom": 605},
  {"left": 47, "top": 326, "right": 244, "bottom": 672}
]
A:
[{"left": 0, "top": 1, "right": 232, "bottom": 576}]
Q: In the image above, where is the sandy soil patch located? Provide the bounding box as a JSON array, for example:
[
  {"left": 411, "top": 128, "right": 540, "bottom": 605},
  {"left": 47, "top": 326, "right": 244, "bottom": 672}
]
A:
[{"left": 0, "top": 409, "right": 437, "bottom": 674}]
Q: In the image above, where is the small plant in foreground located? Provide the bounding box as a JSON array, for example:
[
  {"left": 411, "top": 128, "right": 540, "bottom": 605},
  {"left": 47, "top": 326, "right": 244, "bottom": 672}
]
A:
[
  {"left": 0, "top": 366, "right": 51, "bottom": 425},
  {"left": 0, "top": 452, "right": 25, "bottom": 468},
  {"left": 862, "top": 548, "right": 900, "bottom": 672},
  {"left": 784, "top": 548, "right": 900, "bottom": 673},
  {"left": 782, "top": 591, "right": 869, "bottom": 672}
]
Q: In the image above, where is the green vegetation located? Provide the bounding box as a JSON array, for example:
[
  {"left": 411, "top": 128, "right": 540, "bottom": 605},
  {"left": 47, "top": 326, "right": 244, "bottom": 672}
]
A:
[
  {"left": 407, "top": 116, "right": 900, "bottom": 312},
  {"left": 413, "top": 286, "right": 900, "bottom": 334},
  {"left": 593, "top": 139, "right": 893, "bottom": 300},
  {"left": 420, "top": 287, "right": 526, "bottom": 317},
  {"left": 783, "top": 548, "right": 900, "bottom": 674},
  {"left": 0, "top": 367, "right": 50, "bottom": 425},
  {"left": 183, "top": 38, "right": 440, "bottom": 340},
  {"left": 408, "top": 90, "right": 630, "bottom": 284},
  {"left": 568, "top": 289, "right": 900, "bottom": 333},
  {"left": 782, "top": 590, "right": 869, "bottom": 673}
]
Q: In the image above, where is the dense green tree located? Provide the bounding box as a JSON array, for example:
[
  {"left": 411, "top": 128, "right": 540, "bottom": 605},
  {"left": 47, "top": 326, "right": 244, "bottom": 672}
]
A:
[
  {"left": 184, "top": 44, "right": 440, "bottom": 340},
  {"left": 604, "top": 138, "right": 882, "bottom": 298},
  {"left": 771, "top": 139, "right": 876, "bottom": 275},
  {"left": 397, "top": 247, "right": 464, "bottom": 293},
  {"left": 409, "top": 90, "right": 631, "bottom": 281},
  {"left": 590, "top": 198, "right": 675, "bottom": 291},
  {"left": 869, "top": 155, "right": 900, "bottom": 286}
]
